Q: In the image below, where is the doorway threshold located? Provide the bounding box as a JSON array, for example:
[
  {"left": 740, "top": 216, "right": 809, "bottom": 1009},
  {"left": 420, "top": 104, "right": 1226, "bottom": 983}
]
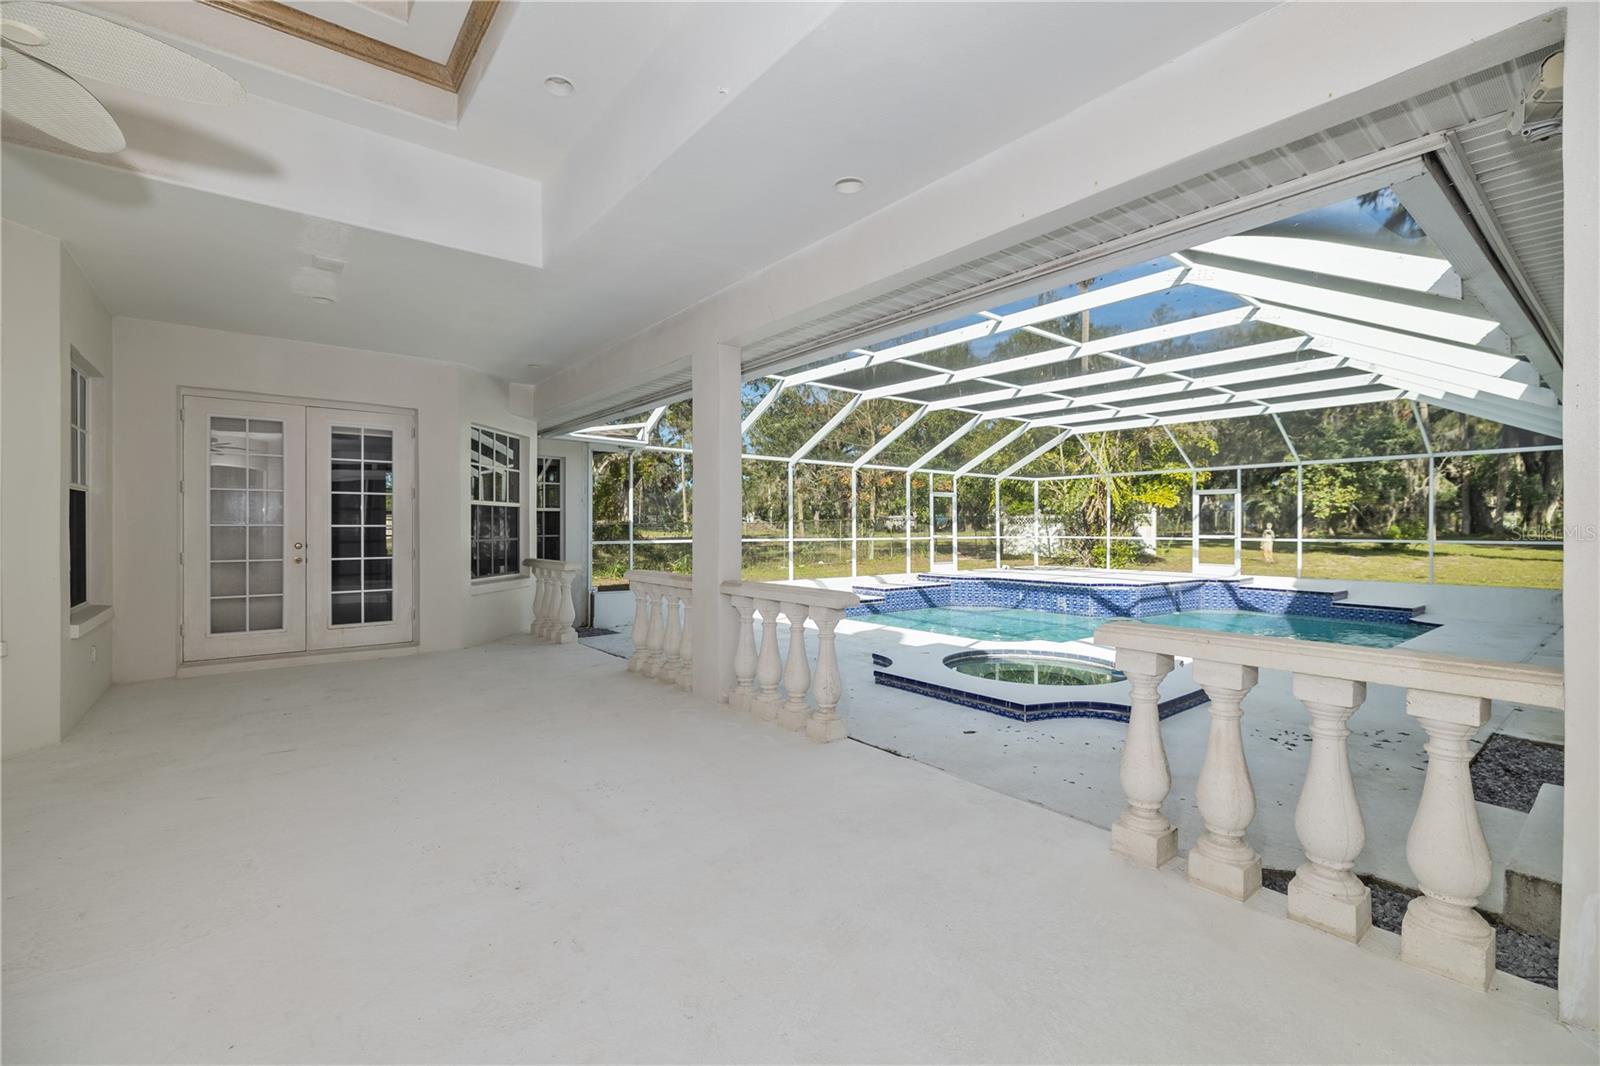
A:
[{"left": 176, "top": 642, "right": 419, "bottom": 679}]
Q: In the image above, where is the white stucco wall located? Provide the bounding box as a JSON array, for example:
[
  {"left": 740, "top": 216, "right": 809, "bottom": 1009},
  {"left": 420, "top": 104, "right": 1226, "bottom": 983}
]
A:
[
  {"left": 459, "top": 367, "right": 539, "bottom": 647},
  {"left": 2, "top": 222, "right": 65, "bottom": 757},
  {"left": 59, "top": 247, "right": 114, "bottom": 738},
  {"left": 1, "top": 222, "right": 115, "bottom": 758},
  {"left": 111, "top": 318, "right": 535, "bottom": 683}
]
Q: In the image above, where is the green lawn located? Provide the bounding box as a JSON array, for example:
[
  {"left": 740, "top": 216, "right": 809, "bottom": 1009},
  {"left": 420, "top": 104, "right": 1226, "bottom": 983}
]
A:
[{"left": 595, "top": 540, "right": 1561, "bottom": 590}]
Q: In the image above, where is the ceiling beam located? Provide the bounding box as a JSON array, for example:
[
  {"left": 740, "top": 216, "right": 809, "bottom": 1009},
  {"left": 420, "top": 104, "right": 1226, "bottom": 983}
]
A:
[
  {"left": 955, "top": 423, "right": 1033, "bottom": 476},
  {"left": 906, "top": 414, "right": 983, "bottom": 474},
  {"left": 995, "top": 430, "right": 1073, "bottom": 478}
]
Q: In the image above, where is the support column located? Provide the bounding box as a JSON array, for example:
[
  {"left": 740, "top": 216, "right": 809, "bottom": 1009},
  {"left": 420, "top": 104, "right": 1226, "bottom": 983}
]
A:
[
  {"left": 1560, "top": 0, "right": 1600, "bottom": 1030},
  {"left": 691, "top": 342, "right": 744, "bottom": 699},
  {"left": 1401, "top": 690, "right": 1495, "bottom": 989},
  {"left": 1110, "top": 647, "right": 1177, "bottom": 868},
  {"left": 1188, "top": 660, "right": 1262, "bottom": 900},
  {"left": 1287, "top": 674, "right": 1370, "bottom": 942}
]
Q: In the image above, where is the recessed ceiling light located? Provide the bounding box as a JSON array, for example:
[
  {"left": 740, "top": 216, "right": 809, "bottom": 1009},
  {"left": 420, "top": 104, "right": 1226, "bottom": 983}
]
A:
[
  {"left": 544, "top": 75, "right": 575, "bottom": 97},
  {"left": 833, "top": 176, "right": 865, "bottom": 195}
]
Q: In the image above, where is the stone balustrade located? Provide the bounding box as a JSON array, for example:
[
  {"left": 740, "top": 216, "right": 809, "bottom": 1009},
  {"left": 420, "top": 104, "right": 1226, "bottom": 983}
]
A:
[
  {"left": 625, "top": 570, "right": 694, "bottom": 690},
  {"left": 721, "top": 579, "right": 859, "bottom": 743},
  {"left": 1092, "top": 619, "right": 1564, "bottom": 991},
  {"left": 523, "top": 558, "right": 582, "bottom": 644}
]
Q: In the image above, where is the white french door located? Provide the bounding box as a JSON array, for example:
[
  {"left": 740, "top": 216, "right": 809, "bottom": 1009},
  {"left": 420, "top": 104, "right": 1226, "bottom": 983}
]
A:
[
  {"left": 304, "top": 408, "right": 414, "bottom": 650},
  {"left": 182, "top": 395, "right": 415, "bottom": 663}
]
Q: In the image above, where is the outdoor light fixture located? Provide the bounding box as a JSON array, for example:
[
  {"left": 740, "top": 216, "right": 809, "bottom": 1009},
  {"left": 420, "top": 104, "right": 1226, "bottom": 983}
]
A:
[
  {"left": 834, "top": 176, "right": 865, "bottom": 195},
  {"left": 543, "top": 75, "right": 574, "bottom": 97}
]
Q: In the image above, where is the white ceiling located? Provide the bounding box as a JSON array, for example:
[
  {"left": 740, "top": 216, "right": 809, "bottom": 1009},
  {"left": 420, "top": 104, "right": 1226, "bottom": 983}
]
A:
[{"left": 1, "top": 1, "right": 1276, "bottom": 382}]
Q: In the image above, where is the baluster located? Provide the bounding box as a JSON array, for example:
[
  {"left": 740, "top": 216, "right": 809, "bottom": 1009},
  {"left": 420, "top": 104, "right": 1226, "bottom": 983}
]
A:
[
  {"left": 1188, "top": 661, "right": 1262, "bottom": 900},
  {"left": 728, "top": 596, "right": 757, "bottom": 709},
  {"left": 778, "top": 602, "right": 811, "bottom": 731},
  {"left": 1287, "top": 674, "right": 1371, "bottom": 942},
  {"left": 658, "top": 589, "right": 683, "bottom": 684},
  {"left": 675, "top": 596, "right": 693, "bottom": 691},
  {"left": 530, "top": 568, "right": 549, "bottom": 639},
  {"left": 805, "top": 607, "right": 846, "bottom": 743},
  {"left": 1110, "top": 648, "right": 1177, "bottom": 868},
  {"left": 751, "top": 598, "right": 783, "bottom": 722},
  {"left": 551, "top": 568, "right": 577, "bottom": 644},
  {"left": 641, "top": 585, "right": 666, "bottom": 678},
  {"left": 627, "top": 579, "right": 650, "bottom": 671},
  {"left": 1401, "top": 690, "right": 1496, "bottom": 988}
]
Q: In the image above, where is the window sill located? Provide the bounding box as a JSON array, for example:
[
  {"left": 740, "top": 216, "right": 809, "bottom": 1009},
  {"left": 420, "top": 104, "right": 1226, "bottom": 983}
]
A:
[
  {"left": 469, "top": 575, "right": 531, "bottom": 596},
  {"left": 68, "top": 603, "right": 113, "bottom": 639}
]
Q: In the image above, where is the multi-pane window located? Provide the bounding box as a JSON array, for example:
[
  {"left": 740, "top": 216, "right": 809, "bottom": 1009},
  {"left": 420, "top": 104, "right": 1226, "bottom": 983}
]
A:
[
  {"left": 69, "top": 367, "right": 89, "bottom": 608},
  {"left": 535, "top": 458, "right": 563, "bottom": 560},
  {"left": 469, "top": 426, "right": 522, "bottom": 579}
]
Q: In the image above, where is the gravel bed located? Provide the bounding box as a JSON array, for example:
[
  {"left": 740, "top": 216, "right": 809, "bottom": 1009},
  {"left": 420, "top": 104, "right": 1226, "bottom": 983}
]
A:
[
  {"left": 1470, "top": 733, "right": 1564, "bottom": 812},
  {"left": 1260, "top": 868, "right": 1558, "bottom": 989}
]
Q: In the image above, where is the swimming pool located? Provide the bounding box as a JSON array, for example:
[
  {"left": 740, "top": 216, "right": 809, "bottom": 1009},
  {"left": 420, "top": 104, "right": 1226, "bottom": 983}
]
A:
[
  {"left": 865, "top": 603, "right": 1431, "bottom": 648},
  {"left": 1141, "top": 609, "right": 1429, "bottom": 648}
]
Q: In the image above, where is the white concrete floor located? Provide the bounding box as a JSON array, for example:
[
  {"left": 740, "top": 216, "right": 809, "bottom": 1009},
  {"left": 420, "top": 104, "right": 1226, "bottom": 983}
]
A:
[
  {"left": 5, "top": 636, "right": 1591, "bottom": 1064},
  {"left": 587, "top": 613, "right": 1562, "bottom": 914}
]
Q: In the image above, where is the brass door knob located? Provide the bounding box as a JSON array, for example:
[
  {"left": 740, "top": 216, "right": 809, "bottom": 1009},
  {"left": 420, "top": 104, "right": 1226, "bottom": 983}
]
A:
[{"left": 293, "top": 555, "right": 304, "bottom": 564}]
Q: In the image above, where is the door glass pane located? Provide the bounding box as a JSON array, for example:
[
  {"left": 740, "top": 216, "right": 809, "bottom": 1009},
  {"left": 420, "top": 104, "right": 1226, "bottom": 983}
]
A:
[
  {"left": 1197, "top": 493, "right": 1237, "bottom": 536},
  {"left": 208, "top": 415, "right": 286, "bottom": 634},
  {"left": 329, "top": 426, "right": 395, "bottom": 626}
]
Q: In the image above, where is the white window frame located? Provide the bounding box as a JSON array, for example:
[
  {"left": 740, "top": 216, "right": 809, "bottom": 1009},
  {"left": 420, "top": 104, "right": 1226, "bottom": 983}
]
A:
[
  {"left": 468, "top": 425, "right": 528, "bottom": 583},
  {"left": 70, "top": 365, "right": 89, "bottom": 490},
  {"left": 534, "top": 456, "right": 563, "bottom": 561}
]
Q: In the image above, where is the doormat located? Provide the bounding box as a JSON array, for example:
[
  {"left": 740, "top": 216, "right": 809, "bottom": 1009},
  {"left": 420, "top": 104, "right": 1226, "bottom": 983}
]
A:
[{"left": 576, "top": 626, "right": 617, "bottom": 638}]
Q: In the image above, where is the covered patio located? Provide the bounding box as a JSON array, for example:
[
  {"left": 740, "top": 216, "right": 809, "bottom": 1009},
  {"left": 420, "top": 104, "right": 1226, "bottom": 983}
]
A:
[{"left": 3, "top": 636, "right": 1591, "bottom": 1064}]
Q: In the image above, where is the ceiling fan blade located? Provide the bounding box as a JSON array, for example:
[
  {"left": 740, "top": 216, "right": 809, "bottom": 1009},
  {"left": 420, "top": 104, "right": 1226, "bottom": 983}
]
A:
[
  {"left": 2, "top": 1, "right": 243, "bottom": 105},
  {"left": 0, "top": 44, "right": 125, "bottom": 152}
]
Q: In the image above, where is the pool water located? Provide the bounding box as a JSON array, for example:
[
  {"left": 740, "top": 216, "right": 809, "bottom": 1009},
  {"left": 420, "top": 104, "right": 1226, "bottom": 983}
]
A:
[
  {"left": 946, "top": 652, "right": 1123, "bottom": 686},
  {"left": 872, "top": 606, "right": 1101, "bottom": 642},
  {"left": 867, "top": 605, "right": 1430, "bottom": 648},
  {"left": 1141, "top": 609, "right": 1430, "bottom": 648}
]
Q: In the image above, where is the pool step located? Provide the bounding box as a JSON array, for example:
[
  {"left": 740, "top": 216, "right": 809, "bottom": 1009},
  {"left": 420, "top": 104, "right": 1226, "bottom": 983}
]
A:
[{"left": 1328, "top": 597, "right": 1428, "bottom": 620}]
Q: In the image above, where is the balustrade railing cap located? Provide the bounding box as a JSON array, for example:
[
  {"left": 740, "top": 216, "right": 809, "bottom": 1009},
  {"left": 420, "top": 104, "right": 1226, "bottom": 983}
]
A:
[
  {"left": 523, "top": 558, "right": 582, "bottom": 572},
  {"left": 626, "top": 569, "right": 694, "bottom": 590},
  {"left": 1092, "top": 620, "right": 1564, "bottom": 710},
  {"left": 719, "top": 579, "right": 859, "bottom": 611}
]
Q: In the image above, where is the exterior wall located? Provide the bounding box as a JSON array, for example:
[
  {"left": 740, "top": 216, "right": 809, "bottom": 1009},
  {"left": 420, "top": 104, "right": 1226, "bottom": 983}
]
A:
[
  {"left": 111, "top": 318, "right": 534, "bottom": 682},
  {"left": 0, "top": 222, "right": 114, "bottom": 758},
  {"left": 1, "top": 222, "right": 65, "bottom": 757},
  {"left": 459, "top": 368, "right": 538, "bottom": 647},
  {"left": 59, "top": 249, "right": 114, "bottom": 737}
]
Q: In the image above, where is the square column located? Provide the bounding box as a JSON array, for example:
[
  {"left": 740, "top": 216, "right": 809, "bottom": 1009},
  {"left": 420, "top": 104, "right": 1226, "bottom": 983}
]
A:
[
  {"left": 691, "top": 342, "right": 742, "bottom": 698},
  {"left": 1560, "top": 0, "right": 1599, "bottom": 1031}
]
